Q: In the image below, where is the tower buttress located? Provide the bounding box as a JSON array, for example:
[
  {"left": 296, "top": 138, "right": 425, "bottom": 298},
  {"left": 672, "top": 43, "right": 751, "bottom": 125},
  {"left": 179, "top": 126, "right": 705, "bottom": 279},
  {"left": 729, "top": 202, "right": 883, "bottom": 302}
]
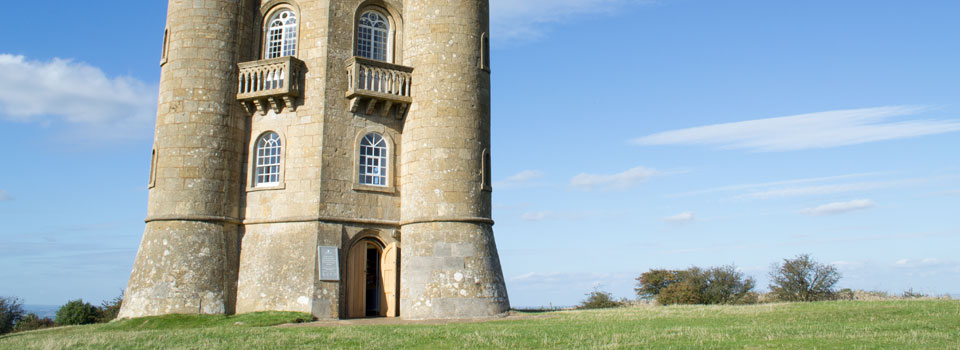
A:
[
  {"left": 399, "top": 0, "right": 510, "bottom": 319},
  {"left": 119, "top": 0, "right": 254, "bottom": 318}
]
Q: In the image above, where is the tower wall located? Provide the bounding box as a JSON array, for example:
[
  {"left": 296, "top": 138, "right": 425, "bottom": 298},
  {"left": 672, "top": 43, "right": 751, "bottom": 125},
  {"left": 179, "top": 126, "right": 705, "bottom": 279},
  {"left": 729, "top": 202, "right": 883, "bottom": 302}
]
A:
[
  {"left": 399, "top": 0, "right": 509, "bottom": 319},
  {"left": 119, "top": 0, "right": 253, "bottom": 318}
]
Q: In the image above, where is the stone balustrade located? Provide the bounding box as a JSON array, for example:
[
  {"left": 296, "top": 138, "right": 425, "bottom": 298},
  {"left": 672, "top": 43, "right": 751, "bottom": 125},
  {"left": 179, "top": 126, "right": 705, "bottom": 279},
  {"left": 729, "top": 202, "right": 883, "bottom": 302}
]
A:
[
  {"left": 237, "top": 56, "right": 304, "bottom": 115},
  {"left": 345, "top": 57, "right": 413, "bottom": 118}
]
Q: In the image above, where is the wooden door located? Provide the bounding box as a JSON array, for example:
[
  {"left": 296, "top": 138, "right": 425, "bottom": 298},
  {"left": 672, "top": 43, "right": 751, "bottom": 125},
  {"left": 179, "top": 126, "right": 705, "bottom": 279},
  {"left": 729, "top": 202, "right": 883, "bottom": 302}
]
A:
[
  {"left": 380, "top": 243, "right": 399, "bottom": 317},
  {"left": 345, "top": 241, "right": 367, "bottom": 318}
]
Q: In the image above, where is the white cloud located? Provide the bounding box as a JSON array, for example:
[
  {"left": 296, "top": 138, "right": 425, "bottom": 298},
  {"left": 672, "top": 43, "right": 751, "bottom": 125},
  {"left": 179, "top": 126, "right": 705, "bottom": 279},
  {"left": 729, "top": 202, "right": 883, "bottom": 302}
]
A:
[
  {"left": 491, "top": 0, "right": 658, "bottom": 41},
  {"left": 570, "top": 166, "right": 660, "bottom": 191},
  {"left": 632, "top": 106, "right": 960, "bottom": 152},
  {"left": 801, "top": 199, "right": 876, "bottom": 216},
  {"left": 662, "top": 212, "right": 695, "bottom": 223},
  {"left": 521, "top": 211, "right": 554, "bottom": 222},
  {"left": 0, "top": 189, "right": 11, "bottom": 201},
  {"left": 0, "top": 54, "right": 157, "bottom": 141},
  {"left": 494, "top": 170, "right": 545, "bottom": 188}
]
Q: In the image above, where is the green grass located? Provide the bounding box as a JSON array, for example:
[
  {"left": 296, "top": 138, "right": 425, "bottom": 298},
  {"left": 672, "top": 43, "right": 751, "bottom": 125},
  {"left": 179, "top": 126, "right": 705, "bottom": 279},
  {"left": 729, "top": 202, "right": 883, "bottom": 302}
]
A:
[{"left": 2, "top": 301, "right": 958, "bottom": 349}]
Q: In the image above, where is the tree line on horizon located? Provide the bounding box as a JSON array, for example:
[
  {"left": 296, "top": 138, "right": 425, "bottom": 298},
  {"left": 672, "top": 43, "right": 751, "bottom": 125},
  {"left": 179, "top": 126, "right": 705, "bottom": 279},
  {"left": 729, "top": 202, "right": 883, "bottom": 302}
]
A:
[
  {"left": 580, "top": 254, "right": 844, "bottom": 309},
  {"left": 0, "top": 293, "right": 122, "bottom": 335}
]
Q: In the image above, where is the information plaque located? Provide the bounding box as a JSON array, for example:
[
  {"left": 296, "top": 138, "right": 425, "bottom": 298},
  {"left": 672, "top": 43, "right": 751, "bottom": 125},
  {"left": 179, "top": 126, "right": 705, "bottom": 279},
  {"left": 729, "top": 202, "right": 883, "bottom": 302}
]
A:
[{"left": 318, "top": 246, "right": 340, "bottom": 281}]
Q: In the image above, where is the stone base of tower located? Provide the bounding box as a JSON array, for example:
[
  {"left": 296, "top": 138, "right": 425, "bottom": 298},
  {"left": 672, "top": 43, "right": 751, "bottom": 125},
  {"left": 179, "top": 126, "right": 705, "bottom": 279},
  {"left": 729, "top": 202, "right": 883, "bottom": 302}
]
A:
[
  {"left": 118, "top": 221, "right": 239, "bottom": 318},
  {"left": 399, "top": 221, "right": 510, "bottom": 320},
  {"left": 235, "top": 221, "right": 335, "bottom": 318}
]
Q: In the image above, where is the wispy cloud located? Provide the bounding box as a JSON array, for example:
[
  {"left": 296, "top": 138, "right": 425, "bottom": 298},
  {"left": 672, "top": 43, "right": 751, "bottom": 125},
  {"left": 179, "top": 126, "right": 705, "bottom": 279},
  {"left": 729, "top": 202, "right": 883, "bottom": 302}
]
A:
[
  {"left": 521, "top": 211, "right": 554, "bottom": 222},
  {"left": 570, "top": 166, "right": 660, "bottom": 191},
  {"left": 632, "top": 106, "right": 960, "bottom": 152},
  {"left": 0, "top": 54, "right": 157, "bottom": 141},
  {"left": 739, "top": 179, "right": 918, "bottom": 200},
  {"left": 662, "top": 212, "right": 695, "bottom": 223},
  {"left": 801, "top": 199, "right": 876, "bottom": 216},
  {"left": 0, "top": 189, "right": 11, "bottom": 201},
  {"left": 495, "top": 170, "right": 545, "bottom": 189},
  {"left": 669, "top": 172, "right": 884, "bottom": 198},
  {"left": 491, "top": 0, "right": 658, "bottom": 42},
  {"left": 892, "top": 258, "right": 957, "bottom": 270}
]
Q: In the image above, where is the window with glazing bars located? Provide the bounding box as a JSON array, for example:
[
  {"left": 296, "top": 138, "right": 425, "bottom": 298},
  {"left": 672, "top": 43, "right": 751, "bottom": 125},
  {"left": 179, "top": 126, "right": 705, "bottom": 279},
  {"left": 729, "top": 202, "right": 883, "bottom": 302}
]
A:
[
  {"left": 359, "top": 133, "right": 388, "bottom": 186},
  {"left": 255, "top": 132, "right": 282, "bottom": 186},
  {"left": 266, "top": 10, "right": 297, "bottom": 59},
  {"left": 357, "top": 11, "right": 389, "bottom": 61}
]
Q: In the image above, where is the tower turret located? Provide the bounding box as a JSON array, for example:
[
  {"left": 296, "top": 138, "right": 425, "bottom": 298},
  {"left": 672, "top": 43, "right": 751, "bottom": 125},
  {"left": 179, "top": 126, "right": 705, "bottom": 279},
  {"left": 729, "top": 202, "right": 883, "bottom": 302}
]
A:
[
  {"left": 399, "top": 0, "right": 510, "bottom": 319},
  {"left": 119, "top": 0, "right": 254, "bottom": 318}
]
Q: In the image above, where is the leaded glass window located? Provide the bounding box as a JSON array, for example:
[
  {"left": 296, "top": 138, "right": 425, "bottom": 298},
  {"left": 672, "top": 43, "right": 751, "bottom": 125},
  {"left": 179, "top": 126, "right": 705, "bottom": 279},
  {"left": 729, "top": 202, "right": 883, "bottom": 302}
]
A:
[
  {"left": 359, "top": 133, "right": 388, "bottom": 186},
  {"left": 266, "top": 10, "right": 297, "bottom": 59},
  {"left": 255, "top": 132, "right": 282, "bottom": 186},
  {"left": 357, "top": 11, "right": 389, "bottom": 61}
]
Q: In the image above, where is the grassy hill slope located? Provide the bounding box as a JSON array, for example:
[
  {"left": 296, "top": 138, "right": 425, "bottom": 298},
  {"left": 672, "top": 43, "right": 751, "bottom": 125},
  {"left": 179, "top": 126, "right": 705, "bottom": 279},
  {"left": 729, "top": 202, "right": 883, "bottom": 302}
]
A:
[{"left": 1, "top": 300, "right": 957, "bottom": 349}]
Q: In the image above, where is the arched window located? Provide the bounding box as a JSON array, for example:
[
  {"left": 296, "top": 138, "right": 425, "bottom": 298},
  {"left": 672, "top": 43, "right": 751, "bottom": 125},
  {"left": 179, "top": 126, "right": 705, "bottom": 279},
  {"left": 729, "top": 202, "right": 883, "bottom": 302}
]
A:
[
  {"left": 359, "top": 133, "right": 388, "bottom": 186},
  {"left": 265, "top": 9, "right": 298, "bottom": 58},
  {"left": 357, "top": 10, "right": 389, "bottom": 61},
  {"left": 255, "top": 132, "right": 282, "bottom": 186}
]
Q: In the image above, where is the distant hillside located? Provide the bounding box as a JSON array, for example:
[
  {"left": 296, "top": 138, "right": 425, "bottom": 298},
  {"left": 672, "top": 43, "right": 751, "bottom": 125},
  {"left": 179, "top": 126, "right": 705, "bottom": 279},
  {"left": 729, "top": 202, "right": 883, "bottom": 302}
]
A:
[{"left": 22, "top": 305, "right": 58, "bottom": 319}]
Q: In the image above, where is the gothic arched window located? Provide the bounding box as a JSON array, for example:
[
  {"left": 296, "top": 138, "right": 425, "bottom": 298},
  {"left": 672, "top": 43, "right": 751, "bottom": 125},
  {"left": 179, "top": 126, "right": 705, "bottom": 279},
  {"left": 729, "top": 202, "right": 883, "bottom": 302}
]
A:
[
  {"left": 359, "top": 133, "right": 388, "bottom": 186},
  {"left": 265, "top": 9, "right": 298, "bottom": 58},
  {"left": 357, "top": 10, "right": 390, "bottom": 61},
  {"left": 255, "top": 132, "right": 282, "bottom": 187}
]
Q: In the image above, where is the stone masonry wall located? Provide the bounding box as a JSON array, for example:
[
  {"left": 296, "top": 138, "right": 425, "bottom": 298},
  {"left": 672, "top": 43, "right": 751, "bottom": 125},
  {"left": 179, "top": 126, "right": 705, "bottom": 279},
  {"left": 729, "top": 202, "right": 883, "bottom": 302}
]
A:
[
  {"left": 398, "top": 0, "right": 510, "bottom": 319},
  {"left": 120, "top": 0, "right": 254, "bottom": 318}
]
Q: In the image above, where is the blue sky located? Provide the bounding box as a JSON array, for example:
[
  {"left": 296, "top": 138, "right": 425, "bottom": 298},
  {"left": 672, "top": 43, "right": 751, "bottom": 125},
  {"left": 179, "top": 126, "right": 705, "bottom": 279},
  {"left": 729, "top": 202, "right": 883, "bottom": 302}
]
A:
[{"left": 1, "top": 0, "right": 958, "bottom": 308}]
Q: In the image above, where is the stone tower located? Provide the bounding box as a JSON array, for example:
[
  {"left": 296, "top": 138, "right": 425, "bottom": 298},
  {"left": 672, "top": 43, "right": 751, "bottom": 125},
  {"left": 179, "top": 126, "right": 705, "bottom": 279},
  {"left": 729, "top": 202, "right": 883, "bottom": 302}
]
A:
[{"left": 121, "top": 0, "right": 508, "bottom": 320}]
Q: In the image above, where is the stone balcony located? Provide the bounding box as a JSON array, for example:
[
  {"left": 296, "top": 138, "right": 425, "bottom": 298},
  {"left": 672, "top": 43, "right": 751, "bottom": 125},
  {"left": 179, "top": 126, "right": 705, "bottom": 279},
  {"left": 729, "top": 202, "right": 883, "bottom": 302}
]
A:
[
  {"left": 237, "top": 56, "right": 304, "bottom": 115},
  {"left": 345, "top": 57, "right": 413, "bottom": 119}
]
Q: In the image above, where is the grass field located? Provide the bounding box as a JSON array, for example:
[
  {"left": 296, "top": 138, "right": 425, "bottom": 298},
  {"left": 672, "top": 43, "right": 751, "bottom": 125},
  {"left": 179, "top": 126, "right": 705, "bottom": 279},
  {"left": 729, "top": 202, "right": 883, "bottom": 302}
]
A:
[{"left": 1, "top": 300, "right": 958, "bottom": 349}]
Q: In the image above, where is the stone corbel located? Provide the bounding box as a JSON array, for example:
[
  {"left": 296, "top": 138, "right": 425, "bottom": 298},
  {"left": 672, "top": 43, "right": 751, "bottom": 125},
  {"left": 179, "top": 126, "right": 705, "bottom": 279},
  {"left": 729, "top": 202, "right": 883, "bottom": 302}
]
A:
[
  {"left": 365, "top": 98, "right": 379, "bottom": 115},
  {"left": 380, "top": 101, "right": 394, "bottom": 118},
  {"left": 395, "top": 103, "right": 408, "bottom": 120},
  {"left": 282, "top": 95, "right": 296, "bottom": 112},
  {"left": 349, "top": 97, "right": 361, "bottom": 113},
  {"left": 267, "top": 97, "right": 281, "bottom": 114},
  {"left": 241, "top": 101, "right": 255, "bottom": 115},
  {"left": 253, "top": 99, "right": 267, "bottom": 116}
]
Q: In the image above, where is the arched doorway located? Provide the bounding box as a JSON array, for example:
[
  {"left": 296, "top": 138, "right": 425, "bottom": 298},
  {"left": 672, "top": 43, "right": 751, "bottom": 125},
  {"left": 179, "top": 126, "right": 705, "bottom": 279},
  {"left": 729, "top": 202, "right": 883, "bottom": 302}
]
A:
[{"left": 346, "top": 238, "right": 399, "bottom": 318}]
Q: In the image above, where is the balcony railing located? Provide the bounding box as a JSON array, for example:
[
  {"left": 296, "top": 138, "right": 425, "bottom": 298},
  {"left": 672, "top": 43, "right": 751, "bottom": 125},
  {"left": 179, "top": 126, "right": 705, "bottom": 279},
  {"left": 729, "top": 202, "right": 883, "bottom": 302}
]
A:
[
  {"left": 345, "top": 57, "right": 413, "bottom": 118},
  {"left": 237, "top": 56, "right": 304, "bottom": 115}
]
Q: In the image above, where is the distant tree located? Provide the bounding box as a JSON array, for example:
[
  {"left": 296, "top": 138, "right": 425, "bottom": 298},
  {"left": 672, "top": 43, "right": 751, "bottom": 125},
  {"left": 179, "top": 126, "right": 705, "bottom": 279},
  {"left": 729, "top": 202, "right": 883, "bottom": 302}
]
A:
[
  {"left": 578, "top": 289, "right": 624, "bottom": 309},
  {"left": 769, "top": 254, "right": 841, "bottom": 302},
  {"left": 0, "top": 296, "right": 26, "bottom": 334},
  {"left": 635, "top": 269, "right": 683, "bottom": 299},
  {"left": 702, "top": 265, "right": 757, "bottom": 305},
  {"left": 55, "top": 299, "right": 100, "bottom": 326},
  {"left": 13, "top": 313, "right": 55, "bottom": 333},
  {"left": 656, "top": 282, "right": 702, "bottom": 305},
  {"left": 96, "top": 292, "right": 124, "bottom": 323}
]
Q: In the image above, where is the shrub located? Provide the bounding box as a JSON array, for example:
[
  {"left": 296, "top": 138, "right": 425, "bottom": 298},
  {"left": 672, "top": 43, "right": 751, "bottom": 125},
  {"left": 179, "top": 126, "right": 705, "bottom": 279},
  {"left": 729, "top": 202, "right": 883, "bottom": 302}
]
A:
[
  {"left": 656, "top": 282, "right": 702, "bottom": 305},
  {"left": 97, "top": 292, "right": 124, "bottom": 323},
  {"left": 55, "top": 299, "right": 100, "bottom": 326},
  {"left": 702, "top": 265, "right": 757, "bottom": 305},
  {"left": 578, "top": 289, "right": 624, "bottom": 309},
  {"left": 769, "top": 254, "right": 840, "bottom": 302},
  {"left": 13, "top": 313, "right": 55, "bottom": 333},
  {"left": 638, "top": 265, "right": 757, "bottom": 305},
  {"left": 635, "top": 269, "right": 683, "bottom": 299},
  {"left": 0, "top": 296, "right": 26, "bottom": 335}
]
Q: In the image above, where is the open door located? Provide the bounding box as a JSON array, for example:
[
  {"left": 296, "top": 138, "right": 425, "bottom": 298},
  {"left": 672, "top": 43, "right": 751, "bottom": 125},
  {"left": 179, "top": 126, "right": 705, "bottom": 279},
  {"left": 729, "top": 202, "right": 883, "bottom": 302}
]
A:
[
  {"left": 345, "top": 241, "right": 367, "bottom": 318},
  {"left": 380, "top": 243, "right": 400, "bottom": 317}
]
